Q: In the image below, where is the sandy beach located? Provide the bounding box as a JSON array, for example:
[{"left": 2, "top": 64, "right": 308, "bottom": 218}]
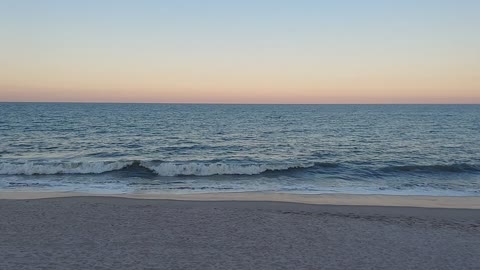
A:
[{"left": 1, "top": 193, "right": 479, "bottom": 270}]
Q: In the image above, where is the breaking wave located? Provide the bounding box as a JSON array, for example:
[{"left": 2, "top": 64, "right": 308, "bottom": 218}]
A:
[
  {"left": 0, "top": 161, "right": 133, "bottom": 176},
  {"left": 2, "top": 161, "right": 478, "bottom": 177},
  {"left": 0, "top": 160, "right": 326, "bottom": 176}
]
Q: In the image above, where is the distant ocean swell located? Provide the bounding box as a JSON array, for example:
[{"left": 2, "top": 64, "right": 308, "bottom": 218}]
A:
[
  {"left": 0, "top": 160, "right": 478, "bottom": 177},
  {"left": 381, "top": 164, "right": 480, "bottom": 173}
]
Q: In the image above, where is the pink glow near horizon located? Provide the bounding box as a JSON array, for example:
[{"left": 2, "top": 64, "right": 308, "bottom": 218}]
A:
[{"left": 1, "top": 1, "right": 479, "bottom": 104}]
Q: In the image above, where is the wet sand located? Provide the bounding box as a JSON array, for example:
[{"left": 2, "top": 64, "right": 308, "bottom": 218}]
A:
[
  {"left": 1, "top": 191, "right": 479, "bottom": 208},
  {"left": 1, "top": 195, "right": 479, "bottom": 269}
]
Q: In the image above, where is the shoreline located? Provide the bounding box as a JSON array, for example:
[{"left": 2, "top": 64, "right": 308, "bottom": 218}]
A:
[{"left": 1, "top": 191, "right": 479, "bottom": 209}]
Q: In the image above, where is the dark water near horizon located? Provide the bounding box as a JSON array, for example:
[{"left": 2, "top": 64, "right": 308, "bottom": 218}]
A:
[{"left": 1, "top": 103, "right": 479, "bottom": 196}]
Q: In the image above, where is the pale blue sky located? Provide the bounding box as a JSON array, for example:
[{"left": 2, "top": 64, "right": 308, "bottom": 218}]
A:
[{"left": 1, "top": 0, "right": 479, "bottom": 103}]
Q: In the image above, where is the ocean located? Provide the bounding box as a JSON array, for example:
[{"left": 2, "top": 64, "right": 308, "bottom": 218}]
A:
[{"left": 0, "top": 103, "right": 479, "bottom": 196}]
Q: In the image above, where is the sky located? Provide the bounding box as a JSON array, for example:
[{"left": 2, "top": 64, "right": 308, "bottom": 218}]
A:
[{"left": 1, "top": 0, "right": 479, "bottom": 103}]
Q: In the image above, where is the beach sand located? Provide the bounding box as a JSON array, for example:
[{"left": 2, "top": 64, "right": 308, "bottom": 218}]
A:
[{"left": 1, "top": 193, "right": 479, "bottom": 269}]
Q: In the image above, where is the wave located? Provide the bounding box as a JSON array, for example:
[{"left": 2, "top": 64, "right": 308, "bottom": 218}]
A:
[
  {"left": 381, "top": 164, "right": 480, "bottom": 173},
  {"left": 142, "top": 161, "right": 319, "bottom": 176},
  {"left": 0, "top": 161, "right": 133, "bottom": 176},
  {"left": 0, "top": 160, "right": 324, "bottom": 176},
  {"left": 2, "top": 161, "right": 478, "bottom": 176}
]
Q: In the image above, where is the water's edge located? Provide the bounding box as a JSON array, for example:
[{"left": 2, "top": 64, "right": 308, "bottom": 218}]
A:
[{"left": 1, "top": 191, "right": 479, "bottom": 209}]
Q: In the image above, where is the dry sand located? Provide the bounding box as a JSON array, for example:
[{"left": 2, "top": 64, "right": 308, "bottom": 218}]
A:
[{"left": 1, "top": 194, "right": 479, "bottom": 269}]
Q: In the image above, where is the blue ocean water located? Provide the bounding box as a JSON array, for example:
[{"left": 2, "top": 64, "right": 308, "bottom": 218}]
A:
[{"left": 0, "top": 103, "right": 479, "bottom": 196}]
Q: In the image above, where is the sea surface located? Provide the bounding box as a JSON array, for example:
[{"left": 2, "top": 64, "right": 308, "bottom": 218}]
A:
[{"left": 1, "top": 103, "right": 479, "bottom": 196}]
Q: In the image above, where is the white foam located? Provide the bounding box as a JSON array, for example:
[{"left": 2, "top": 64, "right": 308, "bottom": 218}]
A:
[
  {"left": 0, "top": 160, "right": 315, "bottom": 176},
  {"left": 141, "top": 161, "right": 312, "bottom": 176},
  {"left": 0, "top": 161, "right": 133, "bottom": 175}
]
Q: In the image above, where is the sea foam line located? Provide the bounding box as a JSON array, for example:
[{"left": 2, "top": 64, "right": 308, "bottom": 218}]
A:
[
  {"left": 0, "top": 161, "right": 317, "bottom": 176},
  {"left": 0, "top": 161, "right": 133, "bottom": 175}
]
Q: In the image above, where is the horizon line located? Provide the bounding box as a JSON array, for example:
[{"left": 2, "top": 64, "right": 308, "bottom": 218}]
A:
[{"left": 1, "top": 101, "right": 479, "bottom": 105}]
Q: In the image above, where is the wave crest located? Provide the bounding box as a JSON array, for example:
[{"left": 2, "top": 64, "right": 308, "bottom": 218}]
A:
[
  {"left": 0, "top": 160, "right": 318, "bottom": 176},
  {"left": 142, "top": 161, "right": 314, "bottom": 176},
  {"left": 0, "top": 161, "right": 133, "bottom": 176}
]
